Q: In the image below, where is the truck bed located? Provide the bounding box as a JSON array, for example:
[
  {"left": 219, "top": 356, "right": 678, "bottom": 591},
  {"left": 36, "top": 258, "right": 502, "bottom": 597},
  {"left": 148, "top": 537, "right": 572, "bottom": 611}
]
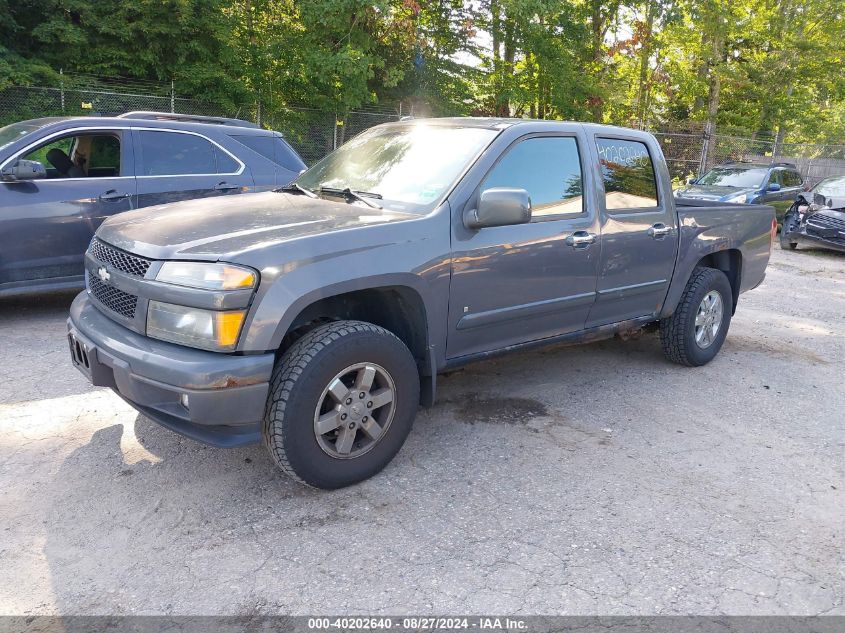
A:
[{"left": 663, "top": 196, "right": 775, "bottom": 315}]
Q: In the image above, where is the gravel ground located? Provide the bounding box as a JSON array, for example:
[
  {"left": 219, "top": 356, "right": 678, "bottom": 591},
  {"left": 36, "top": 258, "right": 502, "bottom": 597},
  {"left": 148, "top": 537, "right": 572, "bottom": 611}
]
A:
[{"left": 0, "top": 247, "right": 842, "bottom": 616}]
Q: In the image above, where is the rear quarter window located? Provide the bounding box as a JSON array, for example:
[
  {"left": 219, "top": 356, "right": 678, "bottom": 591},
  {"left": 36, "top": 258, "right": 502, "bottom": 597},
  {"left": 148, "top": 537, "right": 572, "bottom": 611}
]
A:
[
  {"left": 596, "top": 138, "right": 659, "bottom": 210},
  {"left": 231, "top": 134, "right": 303, "bottom": 171}
]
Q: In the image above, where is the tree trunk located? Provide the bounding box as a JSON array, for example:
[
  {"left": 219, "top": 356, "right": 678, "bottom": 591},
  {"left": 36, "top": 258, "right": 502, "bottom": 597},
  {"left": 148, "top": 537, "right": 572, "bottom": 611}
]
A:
[
  {"left": 527, "top": 53, "right": 537, "bottom": 118},
  {"left": 700, "top": 33, "right": 723, "bottom": 173},
  {"left": 500, "top": 13, "right": 515, "bottom": 116},
  {"left": 773, "top": 85, "right": 794, "bottom": 157},
  {"left": 538, "top": 67, "right": 547, "bottom": 119},
  {"left": 491, "top": 0, "right": 501, "bottom": 114},
  {"left": 590, "top": 0, "right": 604, "bottom": 121},
  {"left": 692, "top": 31, "right": 710, "bottom": 113},
  {"left": 635, "top": 0, "right": 656, "bottom": 127},
  {"left": 589, "top": 0, "right": 618, "bottom": 122}
]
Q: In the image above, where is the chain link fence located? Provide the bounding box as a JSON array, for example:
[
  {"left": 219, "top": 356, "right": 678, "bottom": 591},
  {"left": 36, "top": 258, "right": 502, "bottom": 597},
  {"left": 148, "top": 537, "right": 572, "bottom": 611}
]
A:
[
  {"left": 651, "top": 132, "right": 706, "bottom": 182},
  {"left": 3, "top": 75, "right": 844, "bottom": 183},
  {"left": 0, "top": 76, "right": 402, "bottom": 166},
  {"left": 651, "top": 124, "right": 845, "bottom": 186}
]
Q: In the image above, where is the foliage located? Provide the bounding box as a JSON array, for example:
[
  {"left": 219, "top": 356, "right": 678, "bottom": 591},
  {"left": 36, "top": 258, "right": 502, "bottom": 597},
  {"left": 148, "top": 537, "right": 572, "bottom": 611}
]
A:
[{"left": 1, "top": 0, "right": 844, "bottom": 143}]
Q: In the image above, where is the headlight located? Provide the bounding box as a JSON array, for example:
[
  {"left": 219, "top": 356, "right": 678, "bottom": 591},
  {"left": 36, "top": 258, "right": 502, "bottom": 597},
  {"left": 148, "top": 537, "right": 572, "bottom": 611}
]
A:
[
  {"left": 156, "top": 262, "right": 257, "bottom": 290},
  {"left": 726, "top": 193, "right": 748, "bottom": 204},
  {"left": 147, "top": 301, "right": 246, "bottom": 351}
]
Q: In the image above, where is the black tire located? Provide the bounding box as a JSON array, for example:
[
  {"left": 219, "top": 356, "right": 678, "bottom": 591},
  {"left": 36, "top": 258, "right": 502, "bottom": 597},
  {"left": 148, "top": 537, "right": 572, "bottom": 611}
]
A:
[
  {"left": 262, "top": 320, "right": 420, "bottom": 489},
  {"left": 780, "top": 212, "right": 798, "bottom": 250},
  {"left": 659, "top": 267, "right": 733, "bottom": 367}
]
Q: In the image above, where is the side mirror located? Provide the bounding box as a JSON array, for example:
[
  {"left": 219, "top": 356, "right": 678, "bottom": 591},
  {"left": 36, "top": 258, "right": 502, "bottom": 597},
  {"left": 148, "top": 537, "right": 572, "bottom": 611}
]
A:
[
  {"left": 1, "top": 159, "right": 46, "bottom": 182},
  {"left": 686, "top": 176, "right": 698, "bottom": 185},
  {"left": 464, "top": 188, "right": 531, "bottom": 229},
  {"left": 767, "top": 182, "right": 781, "bottom": 192}
]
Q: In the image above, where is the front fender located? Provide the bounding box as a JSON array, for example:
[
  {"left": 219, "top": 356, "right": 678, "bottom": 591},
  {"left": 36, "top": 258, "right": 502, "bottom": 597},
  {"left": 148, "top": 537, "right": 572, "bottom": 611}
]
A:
[
  {"left": 236, "top": 214, "right": 452, "bottom": 355},
  {"left": 260, "top": 272, "right": 440, "bottom": 352}
]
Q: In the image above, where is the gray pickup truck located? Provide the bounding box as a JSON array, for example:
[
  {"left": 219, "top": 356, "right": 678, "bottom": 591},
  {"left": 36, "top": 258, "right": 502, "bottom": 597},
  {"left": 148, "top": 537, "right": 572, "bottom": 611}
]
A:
[{"left": 68, "top": 118, "right": 776, "bottom": 488}]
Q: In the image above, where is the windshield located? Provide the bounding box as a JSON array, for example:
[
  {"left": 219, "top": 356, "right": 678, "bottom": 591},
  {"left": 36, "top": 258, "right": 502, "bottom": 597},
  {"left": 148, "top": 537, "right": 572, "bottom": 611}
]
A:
[
  {"left": 0, "top": 120, "right": 54, "bottom": 151},
  {"left": 296, "top": 123, "right": 498, "bottom": 213},
  {"left": 814, "top": 176, "right": 845, "bottom": 197},
  {"left": 696, "top": 167, "right": 768, "bottom": 188}
]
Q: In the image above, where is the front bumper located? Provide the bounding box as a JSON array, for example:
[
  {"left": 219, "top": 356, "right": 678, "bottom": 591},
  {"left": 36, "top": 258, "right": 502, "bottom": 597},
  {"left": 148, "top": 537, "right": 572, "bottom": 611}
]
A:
[
  {"left": 789, "top": 228, "right": 845, "bottom": 253},
  {"left": 67, "top": 292, "right": 275, "bottom": 447}
]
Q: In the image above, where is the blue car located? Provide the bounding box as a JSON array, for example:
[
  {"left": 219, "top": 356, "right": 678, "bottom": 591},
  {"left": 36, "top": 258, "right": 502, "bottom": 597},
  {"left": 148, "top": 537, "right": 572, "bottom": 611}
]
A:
[
  {"left": 675, "top": 162, "right": 804, "bottom": 220},
  {"left": 0, "top": 112, "right": 306, "bottom": 296}
]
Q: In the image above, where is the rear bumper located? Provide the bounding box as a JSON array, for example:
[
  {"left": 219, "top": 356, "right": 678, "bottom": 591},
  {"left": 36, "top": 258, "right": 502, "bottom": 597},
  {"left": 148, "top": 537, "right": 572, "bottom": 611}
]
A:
[{"left": 67, "top": 292, "right": 274, "bottom": 447}]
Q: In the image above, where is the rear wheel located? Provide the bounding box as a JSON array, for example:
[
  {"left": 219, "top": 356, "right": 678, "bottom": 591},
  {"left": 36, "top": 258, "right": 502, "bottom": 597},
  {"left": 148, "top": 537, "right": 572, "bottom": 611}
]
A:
[
  {"left": 262, "top": 320, "right": 420, "bottom": 489},
  {"left": 660, "top": 267, "right": 733, "bottom": 367}
]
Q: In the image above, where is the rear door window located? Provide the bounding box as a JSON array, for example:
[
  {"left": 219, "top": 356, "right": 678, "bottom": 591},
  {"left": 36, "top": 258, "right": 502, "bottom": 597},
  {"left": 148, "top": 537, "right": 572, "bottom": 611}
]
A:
[
  {"left": 137, "top": 131, "right": 238, "bottom": 176},
  {"left": 596, "top": 138, "right": 659, "bottom": 209}
]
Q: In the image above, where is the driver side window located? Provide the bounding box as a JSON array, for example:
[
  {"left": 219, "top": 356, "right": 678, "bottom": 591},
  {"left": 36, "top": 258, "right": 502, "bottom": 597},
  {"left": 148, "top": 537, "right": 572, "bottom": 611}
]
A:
[
  {"left": 24, "top": 138, "right": 77, "bottom": 178},
  {"left": 480, "top": 136, "right": 584, "bottom": 219},
  {"left": 783, "top": 170, "right": 803, "bottom": 188},
  {"left": 22, "top": 133, "right": 121, "bottom": 179}
]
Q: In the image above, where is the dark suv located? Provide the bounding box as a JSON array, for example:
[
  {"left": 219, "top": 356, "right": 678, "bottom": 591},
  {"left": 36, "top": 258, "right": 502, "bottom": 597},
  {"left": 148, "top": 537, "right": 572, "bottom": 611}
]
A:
[
  {"left": 0, "top": 112, "right": 306, "bottom": 296},
  {"left": 675, "top": 162, "right": 804, "bottom": 220}
]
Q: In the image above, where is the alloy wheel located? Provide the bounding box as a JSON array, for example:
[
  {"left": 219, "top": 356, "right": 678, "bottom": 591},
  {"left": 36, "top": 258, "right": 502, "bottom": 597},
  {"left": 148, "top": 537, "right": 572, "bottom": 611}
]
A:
[
  {"left": 694, "top": 290, "right": 724, "bottom": 349},
  {"left": 313, "top": 363, "right": 396, "bottom": 459}
]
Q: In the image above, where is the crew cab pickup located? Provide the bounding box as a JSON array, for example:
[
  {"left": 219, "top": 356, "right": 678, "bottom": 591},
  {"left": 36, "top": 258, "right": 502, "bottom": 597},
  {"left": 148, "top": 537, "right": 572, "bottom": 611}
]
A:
[{"left": 67, "top": 119, "right": 776, "bottom": 488}]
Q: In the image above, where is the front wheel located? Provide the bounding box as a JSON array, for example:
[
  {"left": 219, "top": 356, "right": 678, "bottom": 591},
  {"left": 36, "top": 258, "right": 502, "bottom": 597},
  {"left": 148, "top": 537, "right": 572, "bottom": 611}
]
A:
[
  {"left": 262, "top": 320, "right": 420, "bottom": 489},
  {"left": 659, "top": 267, "right": 733, "bottom": 367}
]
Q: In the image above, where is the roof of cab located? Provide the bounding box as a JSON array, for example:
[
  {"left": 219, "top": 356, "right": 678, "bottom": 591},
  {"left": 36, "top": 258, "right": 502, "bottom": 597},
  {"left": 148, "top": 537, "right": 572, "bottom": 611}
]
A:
[{"left": 380, "top": 117, "right": 655, "bottom": 136}]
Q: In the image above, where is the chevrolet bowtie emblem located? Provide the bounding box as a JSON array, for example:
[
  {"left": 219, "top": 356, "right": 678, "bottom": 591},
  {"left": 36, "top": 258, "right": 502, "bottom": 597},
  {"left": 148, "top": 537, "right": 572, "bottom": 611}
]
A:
[{"left": 97, "top": 266, "right": 111, "bottom": 283}]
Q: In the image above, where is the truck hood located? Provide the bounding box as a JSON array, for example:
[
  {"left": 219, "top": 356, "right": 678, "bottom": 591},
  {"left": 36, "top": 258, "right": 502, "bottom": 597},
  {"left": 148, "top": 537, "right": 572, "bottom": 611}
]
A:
[
  {"left": 675, "top": 184, "right": 755, "bottom": 201},
  {"left": 96, "top": 191, "right": 416, "bottom": 260},
  {"left": 801, "top": 191, "right": 845, "bottom": 210}
]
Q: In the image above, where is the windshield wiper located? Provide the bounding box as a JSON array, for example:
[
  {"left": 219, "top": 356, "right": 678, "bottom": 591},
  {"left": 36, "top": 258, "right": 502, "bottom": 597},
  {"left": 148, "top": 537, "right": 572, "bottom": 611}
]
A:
[
  {"left": 274, "top": 182, "right": 318, "bottom": 198},
  {"left": 318, "top": 186, "right": 383, "bottom": 209}
]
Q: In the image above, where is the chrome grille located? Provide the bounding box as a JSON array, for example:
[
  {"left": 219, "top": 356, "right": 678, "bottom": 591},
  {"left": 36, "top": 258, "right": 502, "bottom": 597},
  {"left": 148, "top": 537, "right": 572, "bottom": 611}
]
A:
[
  {"left": 88, "top": 239, "right": 152, "bottom": 278},
  {"left": 88, "top": 275, "right": 138, "bottom": 319},
  {"left": 808, "top": 214, "right": 845, "bottom": 232}
]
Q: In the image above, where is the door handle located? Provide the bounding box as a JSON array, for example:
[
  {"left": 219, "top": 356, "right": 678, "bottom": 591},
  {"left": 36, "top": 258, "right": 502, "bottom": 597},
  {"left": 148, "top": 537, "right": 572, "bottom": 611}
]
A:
[
  {"left": 565, "top": 231, "right": 597, "bottom": 248},
  {"left": 214, "top": 182, "right": 240, "bottom": 191},
  {"left": 648, "top": 223, "right": 672, "bottom": 239},
  {"left": 99, "top": 190, "right": 131, "bottom": 201}
]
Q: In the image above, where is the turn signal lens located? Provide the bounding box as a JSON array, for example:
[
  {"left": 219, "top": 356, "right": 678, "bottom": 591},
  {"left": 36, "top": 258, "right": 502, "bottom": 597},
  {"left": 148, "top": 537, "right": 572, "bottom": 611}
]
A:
[
  {"left": 217, "top": 311, "right": 246, "bottom": 348},
  {"left": 147, "top": 301, "right": 246, "bottom": 351}
]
